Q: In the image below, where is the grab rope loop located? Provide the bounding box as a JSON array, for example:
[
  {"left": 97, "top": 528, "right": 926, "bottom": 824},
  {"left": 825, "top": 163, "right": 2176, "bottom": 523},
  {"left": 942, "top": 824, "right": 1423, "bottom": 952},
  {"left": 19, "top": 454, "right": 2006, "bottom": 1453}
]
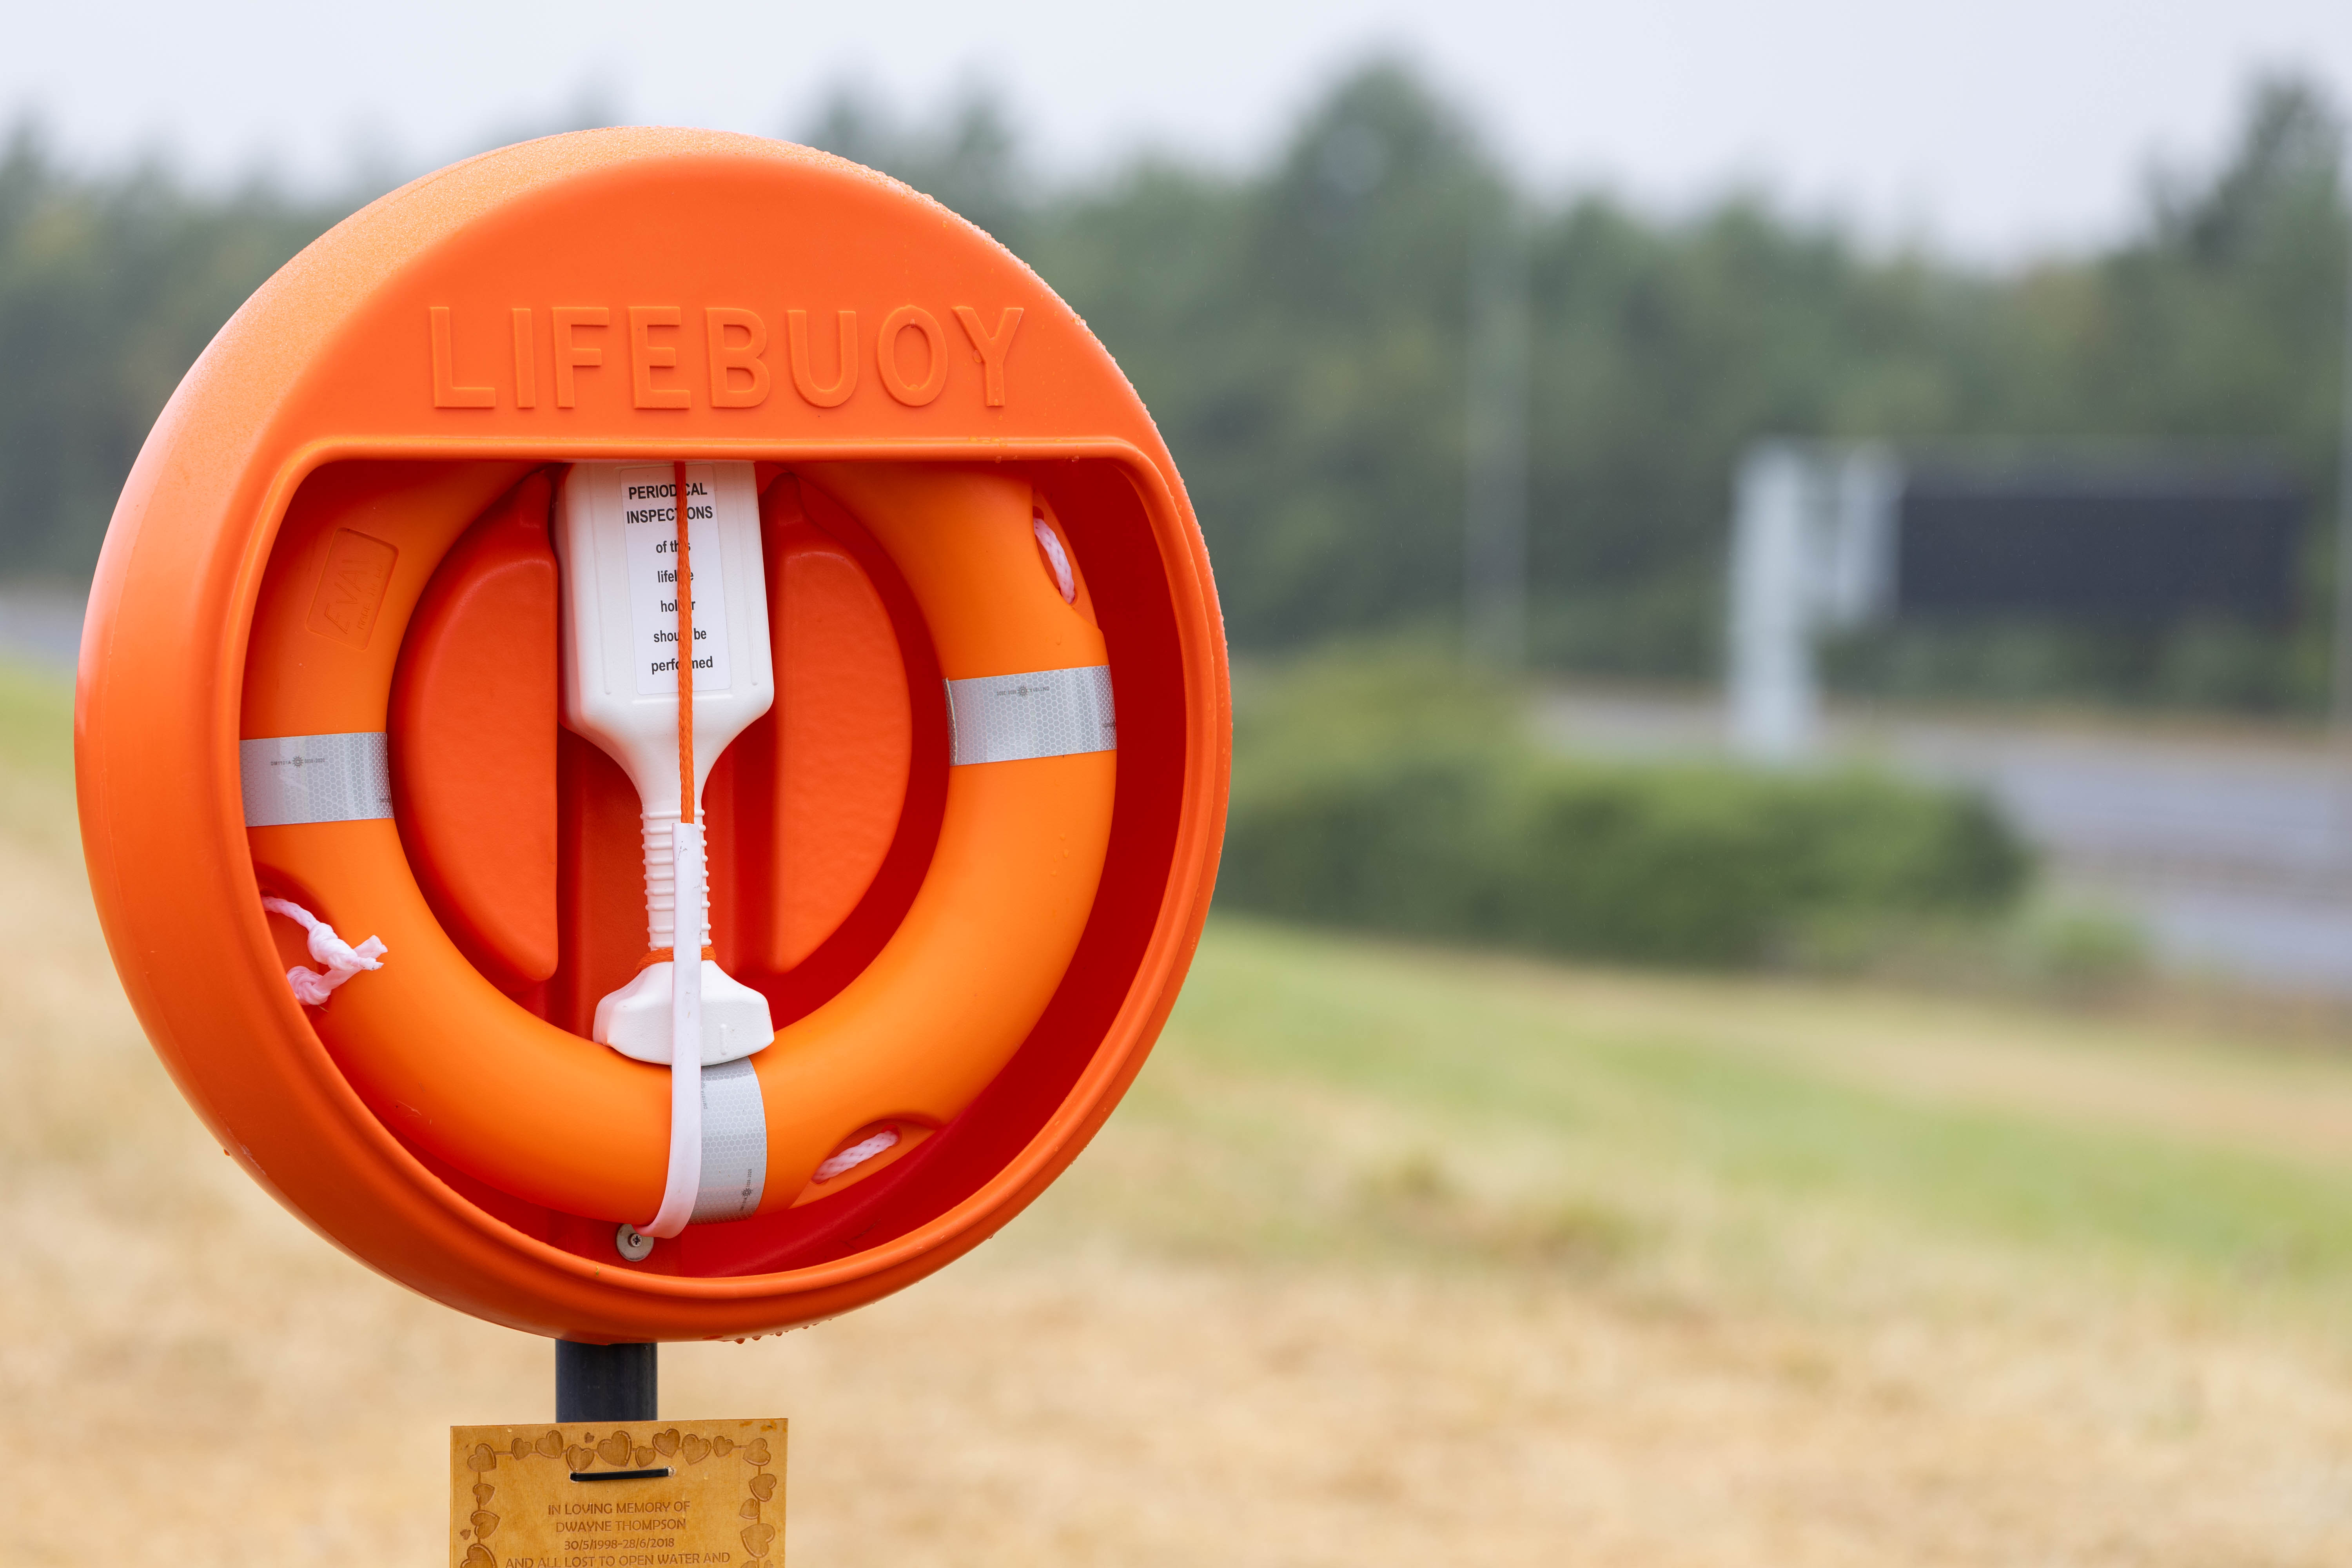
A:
[{"left": 261, "top": 897, "right": 387, "bottom": 1006}]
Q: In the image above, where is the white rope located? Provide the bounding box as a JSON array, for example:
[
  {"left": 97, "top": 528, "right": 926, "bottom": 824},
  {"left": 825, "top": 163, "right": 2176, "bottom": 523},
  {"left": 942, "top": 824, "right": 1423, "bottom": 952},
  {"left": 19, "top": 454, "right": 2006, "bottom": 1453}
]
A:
[
  {"left": 1032, "top": 513, "right": 1075, "bottom": 603},
  {"left": 260, "top": 897, "right": 386, "bottom": 1006},
  {"left": 639, "top": 820, "right": 705, "bottom": 1240},
  {"left": 814, "top": 1129, "right": 900, "bottom": 1183}
]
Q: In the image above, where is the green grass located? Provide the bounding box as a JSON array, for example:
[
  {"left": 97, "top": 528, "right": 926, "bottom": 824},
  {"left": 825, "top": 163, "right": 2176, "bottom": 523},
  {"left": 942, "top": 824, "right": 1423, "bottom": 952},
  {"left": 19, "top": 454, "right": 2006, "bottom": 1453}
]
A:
[
  {"left": 1593, "top": 1034, "right": 2352, "bottom": 1276},
  {"left": 1055, "top": 917, "right": 2352, "bottom": 1300},
  {"left": 0, "top": 660, "right": 73, "bottom": 774}
]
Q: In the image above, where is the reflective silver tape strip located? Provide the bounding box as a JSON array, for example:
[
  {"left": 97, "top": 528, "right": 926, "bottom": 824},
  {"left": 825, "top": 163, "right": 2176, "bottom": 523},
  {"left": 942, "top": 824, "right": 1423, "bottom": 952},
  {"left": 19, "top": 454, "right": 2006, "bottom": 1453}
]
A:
[
  {"left": 944, "top": 664, "right": 1116, "bottom": 766},
  {"left": 239, "top": 732, "right": 393, "bottom": 827},
  {"left": 691, "top": 1058, "right": 767, "bottom": 1224}
]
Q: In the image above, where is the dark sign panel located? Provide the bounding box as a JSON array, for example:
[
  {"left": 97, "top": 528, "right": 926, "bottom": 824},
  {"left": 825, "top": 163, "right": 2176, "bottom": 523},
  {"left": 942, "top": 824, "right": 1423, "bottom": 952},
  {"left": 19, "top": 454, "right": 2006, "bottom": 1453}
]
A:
[{"left": 1894, "top": 465, "right": 2304, "bottom": 622}]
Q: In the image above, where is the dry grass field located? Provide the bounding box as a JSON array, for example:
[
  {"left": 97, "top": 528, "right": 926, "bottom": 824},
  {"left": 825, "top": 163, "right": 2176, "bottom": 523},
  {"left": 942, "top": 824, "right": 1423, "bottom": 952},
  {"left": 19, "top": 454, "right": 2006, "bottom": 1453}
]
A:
[{"left": 13, "top": 663, "right": 2352, "bottom": 1565}]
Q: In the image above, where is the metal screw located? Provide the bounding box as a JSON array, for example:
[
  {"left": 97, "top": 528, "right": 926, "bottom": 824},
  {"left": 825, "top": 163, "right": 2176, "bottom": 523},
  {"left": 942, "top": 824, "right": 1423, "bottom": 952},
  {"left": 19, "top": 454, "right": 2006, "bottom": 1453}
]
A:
[{"left": 614, "top": 1223, "right": 655, "bottom": 1262}]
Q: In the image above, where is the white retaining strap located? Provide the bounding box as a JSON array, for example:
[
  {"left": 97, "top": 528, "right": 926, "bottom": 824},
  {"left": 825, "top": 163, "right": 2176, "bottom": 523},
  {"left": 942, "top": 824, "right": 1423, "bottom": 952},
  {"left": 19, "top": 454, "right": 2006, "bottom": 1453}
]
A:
[
  {"left": 642, "top": 820, "right": 706, "bottom": 1240},
  {"left": 240, "top": 732, "right": 394, "bottom": 826},
  {"left": 944, "top": 664, "right": 1116, "bottom": 765}
]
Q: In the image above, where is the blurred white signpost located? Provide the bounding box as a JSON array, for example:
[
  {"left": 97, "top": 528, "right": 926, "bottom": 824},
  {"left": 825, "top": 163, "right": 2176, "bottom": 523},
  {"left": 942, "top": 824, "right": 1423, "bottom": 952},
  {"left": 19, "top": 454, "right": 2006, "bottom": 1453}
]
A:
[{"left": 1725, "top": 442, "right": 1898, "bottom": 761}]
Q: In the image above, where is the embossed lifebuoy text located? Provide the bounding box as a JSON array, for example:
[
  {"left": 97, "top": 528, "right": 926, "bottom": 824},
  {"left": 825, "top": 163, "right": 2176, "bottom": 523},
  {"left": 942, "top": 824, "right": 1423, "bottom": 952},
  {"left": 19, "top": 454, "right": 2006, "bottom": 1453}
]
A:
[{"left": 428, "top": 303, "right": 1022, "bottom": 413}]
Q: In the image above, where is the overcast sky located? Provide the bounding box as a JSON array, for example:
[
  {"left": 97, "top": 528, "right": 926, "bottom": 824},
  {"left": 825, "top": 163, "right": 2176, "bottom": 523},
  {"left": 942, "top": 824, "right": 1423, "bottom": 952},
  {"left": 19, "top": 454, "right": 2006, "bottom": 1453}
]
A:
[{"left": 7, "top": 0, "right": 2351, "bottom": 260}]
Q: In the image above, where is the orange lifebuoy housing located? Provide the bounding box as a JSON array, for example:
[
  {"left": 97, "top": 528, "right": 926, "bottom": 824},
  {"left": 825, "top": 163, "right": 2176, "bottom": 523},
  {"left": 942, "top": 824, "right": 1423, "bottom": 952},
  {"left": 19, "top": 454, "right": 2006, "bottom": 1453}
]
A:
[{"left": 75, "top": 130, "right": 1230, "bottom": 1342}]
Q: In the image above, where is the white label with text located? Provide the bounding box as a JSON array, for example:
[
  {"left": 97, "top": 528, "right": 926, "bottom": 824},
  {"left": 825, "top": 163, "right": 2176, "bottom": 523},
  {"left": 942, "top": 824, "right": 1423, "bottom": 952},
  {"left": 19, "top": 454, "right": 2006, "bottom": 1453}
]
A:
[{"left": 619, "top": 463, "right": 734, "bottom": 696}]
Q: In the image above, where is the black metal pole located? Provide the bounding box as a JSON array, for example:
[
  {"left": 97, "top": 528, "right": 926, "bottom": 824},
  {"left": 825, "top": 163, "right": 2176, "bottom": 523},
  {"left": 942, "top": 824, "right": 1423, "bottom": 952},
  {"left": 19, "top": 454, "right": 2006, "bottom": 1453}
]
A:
[{"left": 555, "top": 1341, "right": 658, "bottom": 1422}]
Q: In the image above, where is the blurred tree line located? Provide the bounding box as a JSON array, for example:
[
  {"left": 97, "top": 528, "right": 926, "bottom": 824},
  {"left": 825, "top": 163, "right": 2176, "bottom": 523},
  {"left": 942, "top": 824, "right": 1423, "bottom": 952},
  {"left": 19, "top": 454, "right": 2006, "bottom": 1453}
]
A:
[
  {"left": 3, "top": 62, "right": 2345, "bottom": 708},
  {"left": 0, "top": 131, "right": 341, "bottom": 577}
]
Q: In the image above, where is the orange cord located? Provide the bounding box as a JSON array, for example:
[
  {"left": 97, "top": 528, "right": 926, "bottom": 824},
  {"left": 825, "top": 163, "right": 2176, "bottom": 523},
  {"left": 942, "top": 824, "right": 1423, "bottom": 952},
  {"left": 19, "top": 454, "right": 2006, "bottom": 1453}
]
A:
[
  {"left": 637, "top": 944, "right": 716, "bottom": 972},
  {"left": 674, "top": 459, "right": 695, "bottom": 826},
  {"left": 643, "top": 460, "right": 702, "bottom": 972}
]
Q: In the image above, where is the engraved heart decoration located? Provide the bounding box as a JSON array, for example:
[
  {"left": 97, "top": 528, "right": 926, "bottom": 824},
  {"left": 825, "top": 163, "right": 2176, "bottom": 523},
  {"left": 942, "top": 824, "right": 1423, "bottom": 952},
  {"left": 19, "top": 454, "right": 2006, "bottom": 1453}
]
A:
[
  {"left": 744, "top": 1437, "right": 771, "bottom": 1465},
  {"left": 633, "top": 1445, "right": 656, "bottom": 1467},
  {"left": 470, "top": 1510, "right": 498, "bottom": 1540},
  {"left": 464, "top": 1443, "right": 498, "bottom": 1473},
  {"left": 535, "top": 1430, "right": 566, "bottom": 1459},
  {"left": 508, "top": 1437, "right": 532, "bottom": 1461},
  {"left": 472, "top": 1483, "right": 494, "bottom": 1506},
  {"left": 597, "top": 1432, "right": 632, "bottom": 1466},
  {"left": 740, "top": 1522, "right": 777, "bottom": 1558},
  {"left": 738, "top": 1498, "right": 761, "bottom": 1521},
  {"left": 652, "top": 1428, "right": 681, "bottom": 1457},
  {"left": 463, "top": 1545, "right": 496, "bottom": 1568},
  {"left": 711, "top": 1436, "right": 735, "bottom": 1457},
  {"left": 679, "top": 1434, "right": 711, "bottom": 1465},
  {"left": 565, "top": 1444, "right": 596, "bottom": 1472},
  {"left": 749, "top": 1473, "right": 777, "bottom": 1503}
]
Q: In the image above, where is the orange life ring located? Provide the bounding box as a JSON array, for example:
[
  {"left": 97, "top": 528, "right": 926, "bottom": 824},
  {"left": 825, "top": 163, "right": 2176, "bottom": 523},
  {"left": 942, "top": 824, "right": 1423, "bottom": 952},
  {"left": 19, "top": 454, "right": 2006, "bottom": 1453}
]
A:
[
  {"left": 245, "top": 457, "right": 1116, "bottom": 1227},
  {"left": 76, "top": 128, "right": 1230, "bottom": 1343}
]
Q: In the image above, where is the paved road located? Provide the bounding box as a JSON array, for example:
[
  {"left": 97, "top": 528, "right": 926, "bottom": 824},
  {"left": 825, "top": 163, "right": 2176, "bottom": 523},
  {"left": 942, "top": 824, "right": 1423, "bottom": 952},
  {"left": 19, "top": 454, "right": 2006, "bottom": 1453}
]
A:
[
  {"left": 1539, "top": 688, "right": 2352, "bottom": 996},
  {"left": 0, "top": 587, "right": 87, "bottom": 669}
]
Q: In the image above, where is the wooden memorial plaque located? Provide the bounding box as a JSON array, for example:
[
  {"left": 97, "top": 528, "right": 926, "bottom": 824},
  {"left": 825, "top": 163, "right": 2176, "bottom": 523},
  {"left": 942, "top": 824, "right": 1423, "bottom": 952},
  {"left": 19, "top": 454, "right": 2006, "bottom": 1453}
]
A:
[{"left": 450, "top": 1421, "right": 786, "bottom": 1568}]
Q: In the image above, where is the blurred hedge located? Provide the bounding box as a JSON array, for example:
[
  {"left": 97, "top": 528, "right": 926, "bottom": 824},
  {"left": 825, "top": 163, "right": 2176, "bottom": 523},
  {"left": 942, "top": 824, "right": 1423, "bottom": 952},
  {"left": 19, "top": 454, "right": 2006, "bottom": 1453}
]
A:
[{"left": 1219, "top": 655, "right": 2032, "bottom": 966}]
